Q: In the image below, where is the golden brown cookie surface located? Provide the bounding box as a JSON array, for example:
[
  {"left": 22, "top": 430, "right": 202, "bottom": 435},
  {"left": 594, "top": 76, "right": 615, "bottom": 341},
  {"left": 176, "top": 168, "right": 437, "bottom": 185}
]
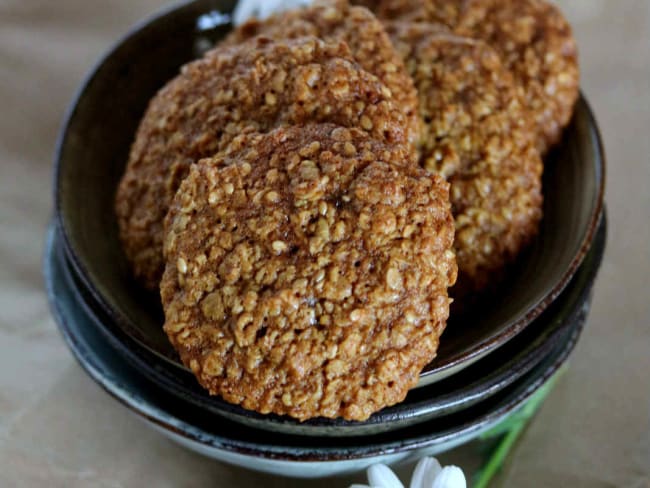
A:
[
  {"left": 355, "top": 0, "right": 579, "bottom": 153},
  {"left": 455, "top": 0, "right": 579, "bottom": 153},
  {"left": 115, "top": 36, "right": 408, "bottom": 289},
  {"left": 161, "top": 124, "right": 457, "bottom": 421},
  {"left": 223, "top": 0, "right": 421, "bottom": 147},
  {"left": 388, "top": 23, "right": 543, "bottom": 295}
]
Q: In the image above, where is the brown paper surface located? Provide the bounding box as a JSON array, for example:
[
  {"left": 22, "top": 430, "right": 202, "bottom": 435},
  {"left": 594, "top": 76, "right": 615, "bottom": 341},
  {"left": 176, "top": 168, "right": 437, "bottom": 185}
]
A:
[{"left": 1, "top": 1, "right": 648, "bottom": 486}]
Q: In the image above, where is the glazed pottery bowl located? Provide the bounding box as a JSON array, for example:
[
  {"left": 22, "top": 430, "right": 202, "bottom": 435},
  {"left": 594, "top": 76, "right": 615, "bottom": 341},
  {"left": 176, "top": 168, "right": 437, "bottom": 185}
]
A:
[{"left": 54, "top": 0, "right": 606, "bottom": 389}]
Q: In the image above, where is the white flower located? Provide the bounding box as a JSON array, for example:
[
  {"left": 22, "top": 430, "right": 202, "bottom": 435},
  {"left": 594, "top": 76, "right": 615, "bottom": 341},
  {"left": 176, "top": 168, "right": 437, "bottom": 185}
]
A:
[
  {"left": 350, "top": 457, "right": 466, "bottom": 488},
  {"left": 232, "top": 0, "right": 315, "bottom": 26}
]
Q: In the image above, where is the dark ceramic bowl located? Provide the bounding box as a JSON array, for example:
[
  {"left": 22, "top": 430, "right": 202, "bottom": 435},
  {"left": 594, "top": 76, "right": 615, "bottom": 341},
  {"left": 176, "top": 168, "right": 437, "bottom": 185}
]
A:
[
  {"left": 54, "top": 0, "right": 606, "bottom": 387},
  {"left": 44, "top": 221, "right": 588, "bottom": 477},
  {"left": 50, "top": 215, "right": 605, "bottom": 436}
]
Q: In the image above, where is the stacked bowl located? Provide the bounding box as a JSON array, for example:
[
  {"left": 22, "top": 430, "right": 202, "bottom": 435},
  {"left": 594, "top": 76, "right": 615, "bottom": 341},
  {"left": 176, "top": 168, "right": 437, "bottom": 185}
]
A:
[{"left": 46, "top": 0, "right": 606, "bottom": 478}]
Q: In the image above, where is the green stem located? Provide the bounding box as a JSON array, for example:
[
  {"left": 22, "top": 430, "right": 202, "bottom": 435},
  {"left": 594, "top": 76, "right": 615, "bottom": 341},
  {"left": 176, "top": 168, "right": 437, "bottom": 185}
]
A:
[
  {"left": 472, "top": 366, "right": 568, "bottom": 488},
  {"left": 473, "top": 418, "right": 527, "bottom": 488}
]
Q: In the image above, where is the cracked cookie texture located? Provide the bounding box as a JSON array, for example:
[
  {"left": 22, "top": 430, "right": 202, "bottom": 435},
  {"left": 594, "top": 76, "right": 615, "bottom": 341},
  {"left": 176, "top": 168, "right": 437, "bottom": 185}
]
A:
[
  {"left": 223, "top": 0, "right": 420, "bottom": 147},
  {"left": 116, "top": 36, "right": 408, "bottom": 289},
  {"left": 160, "top": 124, "right": 457, "bottom": 421}
]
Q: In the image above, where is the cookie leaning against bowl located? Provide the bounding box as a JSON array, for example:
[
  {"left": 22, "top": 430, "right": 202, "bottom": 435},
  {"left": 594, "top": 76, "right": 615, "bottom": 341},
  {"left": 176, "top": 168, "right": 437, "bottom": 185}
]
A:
[
  {"left": 353, "top": 0, "right": 580, "bottom": 154},
  {"left": 387, "top": 22, "right": 543, "bottom": 296},
  {"left": 161, "top": 124, "right": 457, "bottom": 422},
  {"left": 222, "top": 0, "right": 421, "bottom": 148},
  {"left": 115, "top": 36, "right": 410, "bottom": 290}
]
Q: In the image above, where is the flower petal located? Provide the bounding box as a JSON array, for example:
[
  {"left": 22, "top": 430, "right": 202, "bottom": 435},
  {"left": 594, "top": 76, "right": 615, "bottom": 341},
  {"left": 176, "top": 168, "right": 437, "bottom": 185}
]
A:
[
  {"left": 431, "top": 466, "right": 466, "bottom": 488},
  {"left": 367, "top": 464, "right": 405, "bottom": 488},
  {"left": 233, "top": 0, "right": 315, "bottom": 25},
  {"left": 410, "top": 457, "right": 442, "bottom": 488}
]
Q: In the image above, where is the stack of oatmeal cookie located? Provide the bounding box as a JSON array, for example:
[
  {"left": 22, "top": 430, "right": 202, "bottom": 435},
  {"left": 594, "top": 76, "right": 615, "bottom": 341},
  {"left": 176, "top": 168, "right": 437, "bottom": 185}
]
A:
[{"left": 114, "top": 0, "right": 578, "bottom": 421}]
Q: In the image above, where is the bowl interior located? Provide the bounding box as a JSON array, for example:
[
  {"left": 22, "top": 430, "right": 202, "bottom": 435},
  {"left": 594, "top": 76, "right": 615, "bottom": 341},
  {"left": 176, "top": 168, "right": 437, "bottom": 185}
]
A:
[{"left": 55, "top": 0, "right": 605, "bottom": 381}]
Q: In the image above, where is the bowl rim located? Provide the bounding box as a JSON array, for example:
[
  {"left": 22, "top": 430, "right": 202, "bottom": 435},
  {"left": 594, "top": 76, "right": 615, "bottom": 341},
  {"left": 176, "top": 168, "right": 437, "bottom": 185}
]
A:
[
  {"left": 53, "top": 0, "right": 607, "bottom": 385},
  {"left": 44, "top": 217, "right": 584, "bottom": 461}
]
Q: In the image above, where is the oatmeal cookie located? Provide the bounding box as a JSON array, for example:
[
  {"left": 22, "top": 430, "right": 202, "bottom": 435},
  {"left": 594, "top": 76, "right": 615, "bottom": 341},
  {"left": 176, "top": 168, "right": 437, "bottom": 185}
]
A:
[
  {"left": 115, "top": 36, "right": 409, "bottom": 289},
  {"left": 354, "top": 0, "right": 579, "bottom": 153},
  {"left": 161, "top": 124, "right": 457, "bottom": 421},
  {"left": 388, "top": 23, "right": 543, "bottom": 294},
  {"left": 222, "top": 0, "right": 420, "bottom": 147},
  {"left": 455, "top": 0, "right": 579, "bottom": 153}
]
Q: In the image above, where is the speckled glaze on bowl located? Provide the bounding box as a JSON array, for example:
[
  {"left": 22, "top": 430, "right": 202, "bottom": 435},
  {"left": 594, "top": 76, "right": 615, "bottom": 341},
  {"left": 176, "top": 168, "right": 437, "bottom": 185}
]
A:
[
  {"left": 44, "top": 224, "right": 588, "bottom": 478},
  {"left": 54, "top": 0, "right": 606, "bottom": 387},
  {"left": 48, "top": 215, "right": 605, "bottom": 436}
]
